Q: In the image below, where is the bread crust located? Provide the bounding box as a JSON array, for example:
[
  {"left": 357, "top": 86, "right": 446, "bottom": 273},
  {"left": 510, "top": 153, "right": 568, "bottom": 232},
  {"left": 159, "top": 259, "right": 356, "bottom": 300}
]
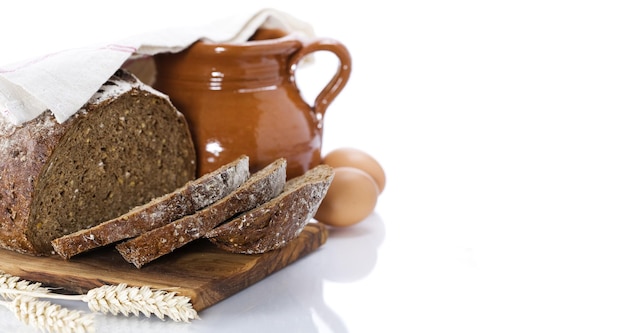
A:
[{"left": 0, "top": 112, "right": 70, "bottom": 254}]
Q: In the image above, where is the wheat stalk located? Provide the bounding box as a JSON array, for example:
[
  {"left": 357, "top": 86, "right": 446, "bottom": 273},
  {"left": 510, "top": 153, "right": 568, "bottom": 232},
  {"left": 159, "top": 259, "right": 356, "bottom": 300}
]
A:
[
  {"left": 0, "top": 283, "right": 198, "bottom": 322},
  {"left": 0, "top": 271, "right": 198, "bottom": 323},
  {"left": 0, "top": 295, "right": 94, "bottom": 333}
]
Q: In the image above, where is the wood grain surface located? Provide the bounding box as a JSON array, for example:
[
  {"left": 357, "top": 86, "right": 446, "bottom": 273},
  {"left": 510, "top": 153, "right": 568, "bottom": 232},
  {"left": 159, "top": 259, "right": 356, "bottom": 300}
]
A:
[{"left": 0, "top": 223, "right": 328, "bottom": 311}]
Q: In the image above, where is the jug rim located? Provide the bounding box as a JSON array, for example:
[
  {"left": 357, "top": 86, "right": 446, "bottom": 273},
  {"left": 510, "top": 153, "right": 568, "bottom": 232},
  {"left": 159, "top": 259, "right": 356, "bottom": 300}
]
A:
[{"left": 191, "top": 32, "right": 305, "bottom": 53}]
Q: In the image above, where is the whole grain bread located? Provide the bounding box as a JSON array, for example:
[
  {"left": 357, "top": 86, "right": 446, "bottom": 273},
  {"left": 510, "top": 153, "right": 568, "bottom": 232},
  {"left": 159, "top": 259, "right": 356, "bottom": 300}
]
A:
[
  {"left": 206, "top": 164, "right": 334, "bottom": 254},
  {"left": 116, "top": 158, "right": 287, "bottom": 268},
  {"left": 0, "top": 69, "right": 196, "bottom": 255},
  {"left": 51, "top": 155, "right": 250, "bottom": 259}
]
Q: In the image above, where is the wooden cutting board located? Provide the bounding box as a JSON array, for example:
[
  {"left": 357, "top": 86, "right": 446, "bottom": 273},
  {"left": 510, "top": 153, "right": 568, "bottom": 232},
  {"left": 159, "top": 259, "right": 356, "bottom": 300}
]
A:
[{"left": 0, "top": 223, "right": 327, "bottom": 311}]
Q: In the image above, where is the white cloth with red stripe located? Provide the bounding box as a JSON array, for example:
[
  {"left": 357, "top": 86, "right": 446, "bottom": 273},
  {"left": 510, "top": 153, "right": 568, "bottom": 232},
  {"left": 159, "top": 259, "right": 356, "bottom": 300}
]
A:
[{"left": 0, "top": 8, "right": 314, "bottom": 126}]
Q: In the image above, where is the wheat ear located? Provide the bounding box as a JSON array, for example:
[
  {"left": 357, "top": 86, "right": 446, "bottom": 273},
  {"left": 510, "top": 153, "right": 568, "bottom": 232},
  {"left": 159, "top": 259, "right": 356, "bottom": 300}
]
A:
[
  {"left": 85, "top": 283, "right": 198, "bottom": 322},
  {"left": 0, "top": 295, "right": 95, "bottom": 333},
  {"left": 0, "top": 283, "right": 198, "bottom": 322},
  {"left": 0, "top": 271, "right": 51, "bottom": 299}
]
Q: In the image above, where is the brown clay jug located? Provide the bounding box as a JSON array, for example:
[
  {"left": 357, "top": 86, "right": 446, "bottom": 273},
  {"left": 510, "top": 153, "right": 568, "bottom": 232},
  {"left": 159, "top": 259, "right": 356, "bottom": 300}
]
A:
[{"left": 152, "top": 32, "right": 351, "bottom": 179}]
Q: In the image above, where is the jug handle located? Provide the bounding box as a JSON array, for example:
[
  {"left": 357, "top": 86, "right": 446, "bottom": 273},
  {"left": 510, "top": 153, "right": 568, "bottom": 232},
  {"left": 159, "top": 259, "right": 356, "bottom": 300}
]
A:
[{"left": 288, "top": 38, "right": 352, "bottom": 119}]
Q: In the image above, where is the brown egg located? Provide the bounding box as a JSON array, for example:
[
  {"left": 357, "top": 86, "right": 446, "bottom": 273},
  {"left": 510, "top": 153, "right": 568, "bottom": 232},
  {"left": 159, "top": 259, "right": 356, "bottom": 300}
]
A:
[
  {"left": 314, "top": 167, "right": 379, "bottom": 227},
  {"left": 322, "top": 148, "right": 386, "bottom": 193}
]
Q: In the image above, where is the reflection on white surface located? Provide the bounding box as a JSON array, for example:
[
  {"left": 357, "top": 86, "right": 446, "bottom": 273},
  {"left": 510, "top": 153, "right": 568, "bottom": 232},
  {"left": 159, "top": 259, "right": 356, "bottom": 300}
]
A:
[{"left": 197, "top": 214, "right": 385, "bottom": 332}]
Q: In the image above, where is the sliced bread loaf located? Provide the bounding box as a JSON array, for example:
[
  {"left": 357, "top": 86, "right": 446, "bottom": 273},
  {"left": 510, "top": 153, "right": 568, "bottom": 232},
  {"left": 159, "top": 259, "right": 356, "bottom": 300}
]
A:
[
  {"left": 116, "top": 158, "right": 287, "bottom": 268},
  {"left": 0, "top": 69, "right": 196, "bottom": 255},
  {"left": 51, "top": 155, "right": 250, "bottom": 259},
  {"left": 206, "top": 164, "right": 334, "bottom": 254}
]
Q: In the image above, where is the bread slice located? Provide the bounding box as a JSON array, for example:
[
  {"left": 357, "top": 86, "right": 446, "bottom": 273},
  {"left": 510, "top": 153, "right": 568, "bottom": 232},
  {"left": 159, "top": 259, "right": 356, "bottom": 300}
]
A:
[
  {"left": 51, "top": 155, "right": 250, "bottom": 259},
  {"left": 116, "top": 158, "right": 287, "bottom": 268},
  {"left": 206, "top": 164, "right": 334, "bottom": 254}
]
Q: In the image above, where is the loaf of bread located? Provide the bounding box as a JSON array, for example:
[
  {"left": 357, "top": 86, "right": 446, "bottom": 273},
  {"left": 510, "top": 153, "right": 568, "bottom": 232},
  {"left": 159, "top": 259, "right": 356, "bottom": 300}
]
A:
[
  {"left": 51, "top": 155, "right": 250, "bottom": 259},
  {"left": 0, "top": 69, "right": 197, "bottom": 255},
  {"left": 116, "top": 158, "right": 287, "bottom": 268},
  {"left": 206, "top": 164, "right": 333, "bottom": 254}
]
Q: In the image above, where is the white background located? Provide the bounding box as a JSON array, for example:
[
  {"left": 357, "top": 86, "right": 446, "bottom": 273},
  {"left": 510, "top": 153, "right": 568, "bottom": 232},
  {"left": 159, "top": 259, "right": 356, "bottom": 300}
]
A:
[{"left": 2, "top": 1, "right": 626, "bottom": 332}]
